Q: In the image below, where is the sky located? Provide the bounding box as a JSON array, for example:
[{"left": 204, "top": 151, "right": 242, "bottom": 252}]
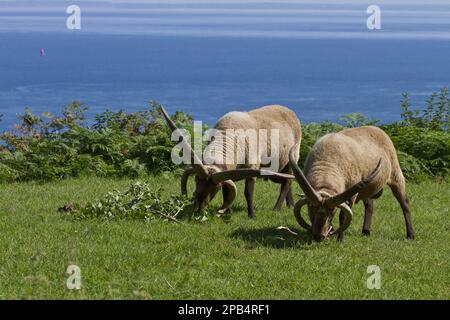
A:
[{"left": 0, "top": 0, "right": 450, "bottom": 39}]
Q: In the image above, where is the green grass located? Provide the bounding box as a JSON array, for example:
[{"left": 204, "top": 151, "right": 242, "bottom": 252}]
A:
[{"left": 0, "top": 175, "right": 448, "bottom": 299}]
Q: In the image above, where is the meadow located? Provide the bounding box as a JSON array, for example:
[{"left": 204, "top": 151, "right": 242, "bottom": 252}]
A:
[
  {"left": 0, "top": 175, "right": 448, "bottom": 299},
  {"left": 0, "top": 90, "right": 448, "bottom": 299}
]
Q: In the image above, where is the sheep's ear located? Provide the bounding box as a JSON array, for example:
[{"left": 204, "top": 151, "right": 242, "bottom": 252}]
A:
[
  {"left": 159, "top": 105, "right": 208, "bottom": 178},
  {"left": 326, "top": 158, "right": 383, "bottom": 208},
  {"left": 210, "top": 169, "right": 294, "bottom": 184}
]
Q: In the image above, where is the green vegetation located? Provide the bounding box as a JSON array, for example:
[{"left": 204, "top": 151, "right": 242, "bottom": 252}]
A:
[
  {"left": 1, "top": 89, "right": 449, "bottom": 182},
  {"left": 62, "top": 181, "right": 197, "bottom": 223},
  {"left": 300, "top": 88, "right": 449, "bottom": 181},
  {"left": 0, "top": 175, "right": 448, "bottom": 299},
  {"left": 0, "top": 101, "right": 189, "bottom": 181}
]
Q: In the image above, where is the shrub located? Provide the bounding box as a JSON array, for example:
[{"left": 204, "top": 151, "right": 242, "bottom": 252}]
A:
[
  {"left": 300, "top": 121, "right": 344, "bottom": 165},
  {"left": 400, "top": 87, "right": 449, "bottom": 131},
  {"left": 338, "top": 113, "right": 380, "bottom": 128},
  {"left": 382, "top": 125, "right": 449, "bottom": 179},
  {"left": 0, "top": 91, "right": 449, "bottom": 182},
  {"left": 59, "top": 181, "right": 205, "bottom": 222},
  {"left": 0, "top": 101, "right": 194, "bottom": 181}
]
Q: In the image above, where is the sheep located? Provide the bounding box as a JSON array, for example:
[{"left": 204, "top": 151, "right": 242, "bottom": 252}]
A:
[
  {"left": 159, "top": 104, "right": 302, "bottom": 218},
  {"left": 288, "top": 125, "right": 415, "bottom": 241}
]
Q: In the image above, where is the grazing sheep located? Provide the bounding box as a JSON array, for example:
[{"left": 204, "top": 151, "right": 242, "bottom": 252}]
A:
[
  {"left": 160, "top": 105, "right": 302, "bottom": 217},
  {"left": 289, "top": 125, "right": 415, "bottom": 241}
]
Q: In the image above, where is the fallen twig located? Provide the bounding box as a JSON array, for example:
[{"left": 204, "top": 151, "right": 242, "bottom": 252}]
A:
[{"left": 276, "top": 226, "right": 299, "bottom": 236}]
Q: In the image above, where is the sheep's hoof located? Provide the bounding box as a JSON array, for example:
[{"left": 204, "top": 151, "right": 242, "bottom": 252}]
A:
[
  {"left": 218, "top": 207, "right": 231, "bottom": 215},
  {"left": 362, "top": 229, "right": 371, "bottom": 236},
  {"left": 58, "top": 203, "right": 76, "bottom": 213}
]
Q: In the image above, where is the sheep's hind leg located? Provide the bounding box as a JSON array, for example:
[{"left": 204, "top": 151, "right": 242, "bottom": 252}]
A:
[
  {"left": 284, "top": 165, "right": 295, "bottom": 207},
  {"left": 285, "top": 182, "right": 294, "bottom": 207},
  {"left": 390, "top": 184, "right": 415, "bottom": 240},
  {"left": 362, "top": 199, "right": 374, "bottom": 236},
  {"left": 273, "top": 179, "right": 290, "bottom": 211},
  {"left": 245, "top": 177, "right": 256, "bottom": 218},
  {"left": 274, "top": 164, "right": 293, "bottom": 210}
]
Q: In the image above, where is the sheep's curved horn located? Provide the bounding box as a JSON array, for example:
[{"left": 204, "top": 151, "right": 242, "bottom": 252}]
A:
[
  {"left": 218, "top": 180, "right": 237, "bottom": 214},
  {"left": 294, "top": 198, "right": 311, "bottom": 230},
  {"left": 330, "top": 203, "right": 353, "bottom": 235},
  {"left": 210, "top": 169, "right": 294, "bottom": 184},
  {"left": 159, "top": 105, "right": 208, "bottom": 178},
  {"left": 181, "top": 167, "right": 196, "bottom": 195},
  {"left": 326, "top": 159, "right": 383, "bottom": 208},
  {"left": 289, "top": 144, "right": 322, "bottom": 205}
]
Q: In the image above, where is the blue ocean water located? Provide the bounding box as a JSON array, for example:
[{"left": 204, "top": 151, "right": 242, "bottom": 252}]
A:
[{"left": 0, "top": 1, "right": 449, "bottom": 129}]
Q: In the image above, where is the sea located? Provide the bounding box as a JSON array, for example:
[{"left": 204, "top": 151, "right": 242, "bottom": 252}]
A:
[{"left": 0, "top": 0, "right": 449, "bottom": 129}]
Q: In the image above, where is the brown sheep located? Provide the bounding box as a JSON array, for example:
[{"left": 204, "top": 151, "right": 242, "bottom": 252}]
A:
[
  {"left": 160, "top": 105, "right": 302, "bottom": 217},
  {"left": 289, "top": 125, "right": 415, "bottom": 241}
]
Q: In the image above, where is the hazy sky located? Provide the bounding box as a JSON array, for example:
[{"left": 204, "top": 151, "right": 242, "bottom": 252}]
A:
[{"left": 0, "top": 0, "right": 449, "bottom": 39}]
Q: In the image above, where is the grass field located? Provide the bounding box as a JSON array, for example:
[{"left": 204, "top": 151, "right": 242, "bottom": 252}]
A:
[{"left": 0, "top": 174, "right": 448, "bottom": 299}]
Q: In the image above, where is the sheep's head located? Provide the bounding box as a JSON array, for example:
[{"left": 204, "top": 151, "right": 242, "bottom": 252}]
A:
[
  {"left": 293, "top": 193, "right": 353, "bottom": 241},
  {"left": 193, "top": 173, "right": 221, "bottom": 211},
  {"left": 289, "top": 144, "right": 382, "bottom": 241},
  {"left": 307, "top": 200, "right": 338, "bottom": 241},
  {"left": 160, "top": 105, "right": 295, "bottom": 214},
  {"left": 182, "top": 166, "right": 235, "bottom": 213}
]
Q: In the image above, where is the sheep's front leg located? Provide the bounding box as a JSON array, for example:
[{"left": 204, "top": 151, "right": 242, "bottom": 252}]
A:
[
  {"left": 336, "top": 200, "right": 354, "bottom": 242},
  {"left": 337, "top": 210, "right": 346, "bottom": 242},
  {"left": 362, "top": 199, "right": 374, "bottom": 236},
  {"left": 245, "top": 177, "right": 256, "bottom": 218}
]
